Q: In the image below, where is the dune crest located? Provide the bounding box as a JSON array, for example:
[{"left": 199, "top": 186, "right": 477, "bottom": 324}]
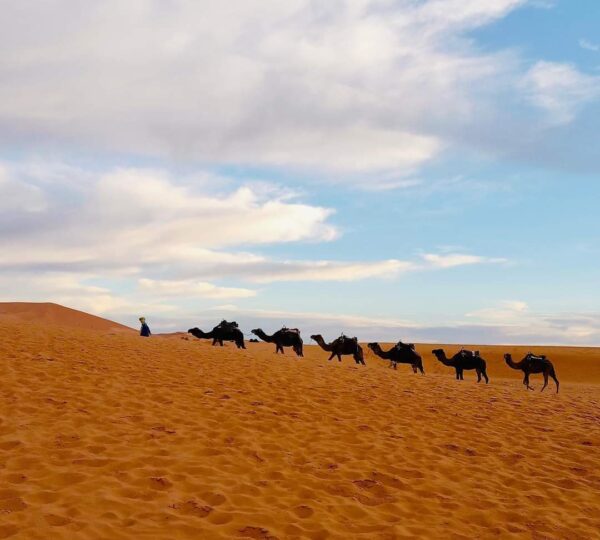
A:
[{"left": 0, "top": 302, "right": 133, "bottom": 333}]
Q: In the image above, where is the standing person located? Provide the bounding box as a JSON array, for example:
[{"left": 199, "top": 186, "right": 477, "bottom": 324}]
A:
[{"left": 139, "top": 317, "right": 151, "bottom": 337}]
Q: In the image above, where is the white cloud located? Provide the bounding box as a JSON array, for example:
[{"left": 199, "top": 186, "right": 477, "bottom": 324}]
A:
[
  {"left": 138, "top": 278, "right": 256, "bottom": 299},
  {"left": 522, "top": 61, "right": 600, "bottom": 124},
  {"left": 0, "top": 163, "right": 337, "bottom": 270},
  {"left": 0, "top": 272, "right": 133, "bottom": 315},
  {"left": 467, "top": 300, "right": 529, "bottom": 321},
  {"left": 0, "top": 0, "right": 577, "bottom": 187},
  {"left": 0, "top": 164, "right": 46, "bottom": 213},
  {"left": 464, "top": 300, "right": 600, "bottom": 345},
  {"left": 205, "top": 302, "right": 600, "bottom": 346},
  {"left": 579, "top": 39, "right": 600, "bottom": 52},
  {"left": 211, "top": 304, "right": 419, "bottom": 330},
  {"left": 246, "top": 259, "right": 414, "bottom": 283},
  {"left": 0, "top": 160, "right": 505, "bottom": 286},
  {"left": 422, "top": 253, "right": 506, "bottom": 268}
]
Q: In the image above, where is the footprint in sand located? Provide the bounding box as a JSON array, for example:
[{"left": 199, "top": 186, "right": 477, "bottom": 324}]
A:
[
  {"left": 44, "top": 514, "right": 71, "bottom": 526},
  {"left": 148, "top": 477, "right": 173, "bottom": 490},
  {"left": 0, "top": 441, "right": 22, "bottom": 451},
  {"left": 238, "top": 526, "right": 278, "bottom": 540},
  {"left": 201, "top": 492, "right": 227, "bottom": 506},
  {"left": 3, "top": 473, "right": 27, "bottom": 484},
  {"left": 0, "top": 525, "right": 18, "bottom": 539},
  {"left": 293, "top": 505, "right": 314, "bottom": 518},
  {"left": 0, "top": 496, "right": 27, "bottom": 514},
  {"left": 169, "top": 500, "right": 213, "bottom": 518}
]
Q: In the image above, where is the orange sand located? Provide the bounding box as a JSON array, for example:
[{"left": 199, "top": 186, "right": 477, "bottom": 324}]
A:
[
  {"left": 0, "top": 303, "right": 134, "bottom": 334},
  {"left": 1, "top": 308, "right": 599, "bottom": 539}
]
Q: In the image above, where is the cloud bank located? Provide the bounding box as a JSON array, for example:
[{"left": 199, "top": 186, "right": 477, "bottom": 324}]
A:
[{"left": 0, "top": 1, "right": 597, "bottom": 187}]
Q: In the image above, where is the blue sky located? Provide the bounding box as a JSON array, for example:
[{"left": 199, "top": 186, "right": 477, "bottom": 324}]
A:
[{"left": 1, "top": 0, "right": 599, "bottom": 344}]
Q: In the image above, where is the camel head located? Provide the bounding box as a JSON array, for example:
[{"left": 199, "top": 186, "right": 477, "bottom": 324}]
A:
[
  {"left": 431, "top": 349, "right": 445, "bottom": 361},
  {"left": 250, "top": 329, "right": 260, "bottom": 336},
  {"left": 367, "top": 343, "right": 380, "bottom": 352},
  {"left": 188, "top": 327, "right": 203, "bottom": 338},
  {"left": 310, "top": 334, "right": 321, "bottom": 341},
  {"left": 504, "top": 353, "right": 512, "bottom": 363}
]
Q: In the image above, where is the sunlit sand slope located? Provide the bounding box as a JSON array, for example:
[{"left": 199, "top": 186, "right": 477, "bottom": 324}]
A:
[
  {"left": 0, "top": 303, "right": 134, "bottom": 333},
  {"left": 1, "top": 322, "right": 599, "bottom": 539}
]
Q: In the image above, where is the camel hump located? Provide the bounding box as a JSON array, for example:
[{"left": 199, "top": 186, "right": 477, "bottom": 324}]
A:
[
  {"left": 526, "top": 352, "right": 547, "bottom": 362},
  {"left": 395, "top": 341, "right": 415, "bottom": 350},
  {"left": 460, "top": 349, "right": 480, "bottom": 358}
]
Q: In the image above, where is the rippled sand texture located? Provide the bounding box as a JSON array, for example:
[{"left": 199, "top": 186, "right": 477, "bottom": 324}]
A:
[{"left": 1, "top": 318, "right": 599, "bottom": 539}]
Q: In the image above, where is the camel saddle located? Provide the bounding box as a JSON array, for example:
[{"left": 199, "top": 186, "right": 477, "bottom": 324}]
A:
[
  {"left": 459, "top": 349, "right": 480, "bottom": 358},
  {"left": 281, "top": 327, "right": 300, "bottom": 334},
  {"left": 525, "top": 352, "right": 547, "bottom": 361},
  {"left": 395, "top": 341, "right": 415, "bottom": 351},
  {"left": 334, "top": 334, "right": 357, "bottom": 346},
  {"left": 215, "top": 320, "right": 238, "bottom": 331}
]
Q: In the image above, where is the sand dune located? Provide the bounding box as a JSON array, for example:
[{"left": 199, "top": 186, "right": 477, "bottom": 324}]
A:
[
  {"left": 0, "top": 303, "right": 134, "bottom": 333},
  {"left": 1, "top": 316, "right": 599, "bottom": 539}
]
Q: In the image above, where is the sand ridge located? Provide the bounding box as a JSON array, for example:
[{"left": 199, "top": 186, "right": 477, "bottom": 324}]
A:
[
  {"left": 0, "top": 303, "right": 134, "bottom": 333},
  {"left": 1, "top": 320, "right": 599, "bottom": 539}
]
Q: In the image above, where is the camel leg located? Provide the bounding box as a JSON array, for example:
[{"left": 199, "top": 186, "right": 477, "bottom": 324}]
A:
[
  {"left": 483, "top": 370, "right": 489, "bottom": 384},
  {"left": 550, "top": 370, "right": 559, "bottom": 393},
  {"left": 337, "top": 354, "right": 342, "bottom": 362},
  {"left": 327, "top": 352, "right": 336, "bottom": 361},
  {"left": 476, "top": 369, "right": 482, "bottom": 383},
  {"left": 524, "top": 373, "right": 534, "bottom": 391},
  {"left": 455, "top": 369, "right": 460, "bottom": 380}
]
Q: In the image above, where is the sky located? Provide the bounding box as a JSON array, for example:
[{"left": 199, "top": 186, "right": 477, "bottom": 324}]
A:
[{"left": 1, "top": 0, "right": 599, "bottom": 344}]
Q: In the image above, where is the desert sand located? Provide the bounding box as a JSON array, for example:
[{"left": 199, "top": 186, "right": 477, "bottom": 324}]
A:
[{"left": 1, "top": 304, "right": 599, "bottom": 539}]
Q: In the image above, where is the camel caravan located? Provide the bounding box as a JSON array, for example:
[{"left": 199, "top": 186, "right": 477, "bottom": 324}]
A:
[{"left": 185, "top": 320, "right": 560, "bottom": 392}]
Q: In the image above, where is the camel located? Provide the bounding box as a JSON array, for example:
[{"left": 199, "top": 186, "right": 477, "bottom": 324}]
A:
[
  {"left": 431, "top": 348, "right": 489, "bottom": 383},
  {"left": 188, "top": 320, "right": 245, "bottom": 349},
  {"left": 251, "top": 327, "right": 303, "bottom": 357},
  {"left": 504, "top": 353, "right": 559, "bottom": 393},
  {"left": 310, "top": 334, "right": 365, "bottom": 365},
  {"left": 368, "top": 342, "right": 424, "bottom": 373}
]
